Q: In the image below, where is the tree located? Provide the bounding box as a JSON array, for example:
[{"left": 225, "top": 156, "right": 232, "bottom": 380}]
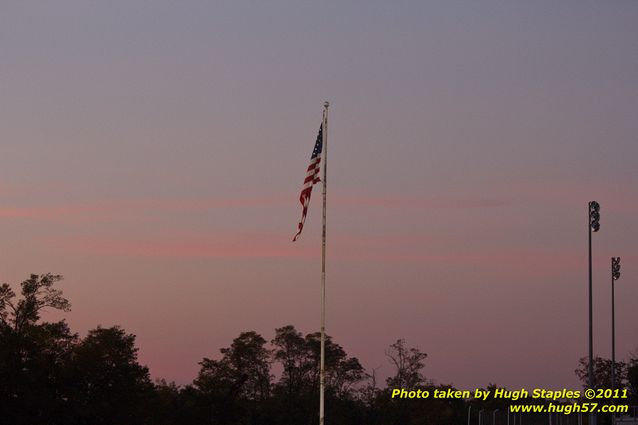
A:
[
  {"left": 385, "top": 339, "right": 428, "bottom": 388},
  {"left": 64, "top": 326, "right": 153, "bottom": 425},
  {"left": 195, "top": 331, "right": 272, "bottom": 424},
  {"left": 144, "top": 380, "right": 184, "bottom": 425},
  {"left": 575, "top": 356, "right": 627, "bottom": 391},
  {"left": 271, "top": 326, "right": 366, "bottom": 399},
  {"left": 196, "top": 331, "right": 272, "bottom": 401},
  {"left": 270, "top": 325, "right": 316, "bottom": 424},
  {"left": 272, "top": 325, "right": 314, "bottom": 398},
  {"left": 624, "top": 351, "right": 638, "bottom": 404},
  {"left": 0, "top": 274, "right": 75, "bottom": 425},
  {"left": 374, "top": 339, "right": 430, "bottom": 425},
  {"left": 0, "top": 274, "right": 70, "bottom": 333},
  {"left": 304, "top": 331, "right": 367, "bottom": 399},
  {"left": 269, "top": 326, "right": 366, "bottom": 424}
]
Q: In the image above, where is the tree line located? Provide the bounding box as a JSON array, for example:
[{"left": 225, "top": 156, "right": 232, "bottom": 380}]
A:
[{"left": 1, "top": 274, "right": 637, "bottom": 425}]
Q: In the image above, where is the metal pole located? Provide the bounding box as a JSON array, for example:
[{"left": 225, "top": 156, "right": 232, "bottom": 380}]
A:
[
  {"left": 468, "top": 405, "right": 472, "bottom": 425},
  {"left": 588, "top": 205, "right": 593, "bottom": 390},
  {"left": 611, "top": 259, "right": 616, "bottom": 425},
  {"left": 611, "top": 256, "right": 621, "bottom": 425},
  {"left": 588, "top": 204, "right": 595, "bottom": 425},
  {"left": 319, "top": 101, "right": 329, "bottom": 425},
  {"left": 611, "top": 262, "right": 616, "bottom": 392}
]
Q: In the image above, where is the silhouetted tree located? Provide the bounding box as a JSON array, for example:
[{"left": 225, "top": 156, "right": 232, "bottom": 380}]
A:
[
  {"left": 272, "top": 325, "right": 314, "bottom": 396},
  {"left": 0, "top": 274, "right": 75, "bottom": 425},
  {"left": 64, "top": 326, "right": 153, "bottom": 425},
  {"left": 195, "top": 331, "right": 272, "bottom": 424},
  {"left": 625, "top": 351, "right": 638, "bottom": 404},
  {"left": 0, "top": 274, "right": 70, "bottom": 333},
  {"left": 11, "top": 271, "right": 632, "bottom": 425},
  {"left": 575, "top": 356, "right": 627, "bottom": 390},
  {"left": 269, "top": 326, "right": 367, "bottom": 424},
  {"left": 270, "top": 325, "right": 315, "bottom": 423},
  {"left": 375, "top": 339, "right": 431, "bottom": 425},
  {"left": 144, "top": 380, "right": 183, "bottom": 425},
  {"left": 304, "top": 331, "right": 367, "bottom": 398},
  {"left": 385, "top": 338, "right": 427, "bottom": 388}
]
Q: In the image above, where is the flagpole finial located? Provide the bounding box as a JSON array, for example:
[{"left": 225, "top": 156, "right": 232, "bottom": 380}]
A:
[{"left": 324, "top": 101, "right": 329, "bottom": 108}]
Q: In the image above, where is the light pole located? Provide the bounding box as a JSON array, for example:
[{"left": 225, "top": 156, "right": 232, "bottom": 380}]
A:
[
  {"left": 588, "top": 201, "right": 600, "bottom": 425},
  {"left": 611, "top": 257, "right": 621, "bottom": 391},
  {"left": 493, "top": 409, "right": 499, "bottom": 425}
]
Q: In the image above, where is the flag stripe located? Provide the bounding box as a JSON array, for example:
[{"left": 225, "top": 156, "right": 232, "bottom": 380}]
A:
[{"left": 293, "top": 125, "right": 323, "bottom": 241}]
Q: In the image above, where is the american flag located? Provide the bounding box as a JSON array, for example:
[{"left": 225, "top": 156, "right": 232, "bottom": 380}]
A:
[{"left": 293, "top": 125, "right": 323, "bottom": 241}]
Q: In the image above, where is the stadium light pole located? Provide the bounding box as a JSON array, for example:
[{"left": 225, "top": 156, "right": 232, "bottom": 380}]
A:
[
  {"left": 588, "top": 201, "right": 600, "bottom": 384},
  {"left": 588, "top": 201, "right": 600, "bottom": 425},
  {"left": 611, "top": 257, "right": 621, "bottom": 391}
]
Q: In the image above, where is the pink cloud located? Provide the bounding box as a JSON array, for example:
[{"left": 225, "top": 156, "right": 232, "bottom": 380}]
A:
[
  {"left": 58, "top": 233, "right": 315, "bottom": 259},
  {"left": 518, "top": 180, "right": 638, "bottom": 214},
  {"left": 332, "top": 196, "right": 509, "bottom": 209},
  {"left": 0, "top": 205, "right": 104, "bottom": 219},
  {"left": 0, "top": 197, "right": 290, "bottom": 221},
  {"left": 0, "top": 195, "right": 509, "bottom": 222},
  {"left": 55, "top": 232, "right": 594, "bottom": 276}
]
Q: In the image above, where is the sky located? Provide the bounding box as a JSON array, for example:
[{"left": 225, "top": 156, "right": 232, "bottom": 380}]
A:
[{"left": 1, "top": 1, "right": 637, "bottom": 391}]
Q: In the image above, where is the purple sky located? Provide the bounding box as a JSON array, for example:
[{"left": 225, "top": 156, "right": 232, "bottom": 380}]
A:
[{"left": 1, "top": 1, "right": 637, "bottom": 390}]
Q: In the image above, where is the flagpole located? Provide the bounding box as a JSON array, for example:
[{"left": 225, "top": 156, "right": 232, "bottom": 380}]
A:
[{"left": 319, "top": 100, "right": 329, "bottom": 425}]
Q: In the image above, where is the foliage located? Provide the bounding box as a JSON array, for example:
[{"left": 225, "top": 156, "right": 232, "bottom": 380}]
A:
[
  {"left": 194, "top": 331, "right": 272, "bottom": 424},
  {"left": 385, "top": 338, "right": 428, "bottom": 388},
  {"left": 0, "top": 274, "right": 75, "bottom": 425},
  {"left": 0, "top": 274, "right": 70, "bottom": 333},
  {"left": 574, "top": 356, "right": 627, "bottom": 391},
  {"left": 268, "top": 325, "right": 367, "bottom": 424},
  {"left": 0, "top": 275, "right": 151, "bottom": 425},
  {"left": 64, "top": 326, "right": 153, "bottom": 425},
  {"left": 626, "top": 351, "right": 638, "bottom": 404},
  {"left": 4, "top": 272, "right": 637, "bottom": 425}
]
